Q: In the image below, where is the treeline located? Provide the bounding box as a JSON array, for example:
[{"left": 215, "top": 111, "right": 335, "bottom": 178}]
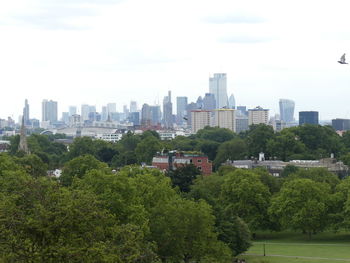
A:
[
  {"left": 7, "top": 124, "right": 350, "bottom": 170},
  {"left": 0, "top": 154, "right": 249, "bottom": 262}
]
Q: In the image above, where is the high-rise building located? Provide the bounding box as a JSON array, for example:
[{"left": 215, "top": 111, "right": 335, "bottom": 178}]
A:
[
  {"left": 196, "top": 96, "right": 204, "bottom": 109},
  {"left": 186, "top": 102, "right": 198, "bottom": 126},
  {"left": 101, "top": 106, "right": 108, "bottom": 121},
  {"left": 69, "top": 106, "right": 77, "bottom": 116},
  {"left": 236, "top": 116, "right": 249, "bottom": 134},
  {"left": 61, "top": 112, "right": 69, "bottom": 124},
  {"left": 213, "top": 109, "right": 236, "bottom": 132},
  {"left": 129, "top": 112, "right": 140, "bottom": 126},
  {"left": 130, "top": 101, "right": 137, "bottom": 113},
  {"left": 332, "top": 118, "right": 350, "bottom": 131},
  {"left": 203, "top": 93, "right": 216, "bottom": 111},
  {"left": 228, "top": 94, "right": 236, "bottom": 109},
  {"left": 81, "top": 104, "right": 90, "bottom": 121},
  {"left": 42, "top": 99, "right": 58, "bottom": 123},
  {"left": 176, "top": 96, "right": 188, "bottom": 125},
  {"left": 209, "top": 73, "right": 228, "bottom": 109},
  {"left": 299, "top": 111, "right": 319, "bottom": 125},
  {"left": 163, "top": 91, "right": 173, "bottom": 128},
  {"left": 279, "top": 99, "right": 295, "bottom": 123},
  {"left": 237, "top": 106, "right": 248, "bottom": 116},
  {"left": 248, "top": 106, "right": 269, "bottom": 125},
  {"left": 191, "top": 110, "right": 211, "bottom": 133},
  {"left": 150, "top": 105, "right": 162, "bottom": 125},
  {"left": 141, "top": 103, "right": 151, "bottom": 126},
  {"left": 107, "top": 103, "right": 116, "bottom": 114},
  {"left": 23, "top": 99, "right": 30, "bottom": 125}
]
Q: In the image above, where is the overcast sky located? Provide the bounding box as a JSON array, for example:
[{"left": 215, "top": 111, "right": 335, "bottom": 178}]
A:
[{"left": 1, "top": 0, "right": 350, "bottom": 120}]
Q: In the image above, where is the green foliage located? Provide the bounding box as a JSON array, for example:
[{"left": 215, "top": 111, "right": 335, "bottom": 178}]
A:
[
  {"left": 269, "top": 178, "right": 330, "bottom": 237},
  {"left": 135, "top": 135, "right": 162, "bottom": 164},
  {"left": 168, "top": 164, "right": 201, "bottom": 192},
  {"left": 60, "top": 154, "right": 109, "bottom": 186},
  {"left": 15, "top": 154, "right": 48, "bottom": 177},
  {"left": 196, "top": 126, "right": 235, "bottom": 143},
  {"left": 221, "top": 169, "right": 271, "bottom": 231},
  {"left": 246, "top": 124, "right": 275, "bottom": 158},
  {"left": 214, "top": 138, "right": 248, "bottom": 168}
]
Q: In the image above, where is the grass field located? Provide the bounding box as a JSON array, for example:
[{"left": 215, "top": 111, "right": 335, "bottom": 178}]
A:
[{"left": 238, "top": 232, "right": 350, "bottom": 263}]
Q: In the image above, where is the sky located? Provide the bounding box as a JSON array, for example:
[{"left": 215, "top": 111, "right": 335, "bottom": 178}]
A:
[{"left": 1, "top": 0, "right": 350, "bottom": 121}]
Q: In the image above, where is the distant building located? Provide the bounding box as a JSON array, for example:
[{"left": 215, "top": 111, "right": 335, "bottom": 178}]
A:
[
  {"left": 150, "top": 105, "right": 161, "bottom": 125},
  {"left": 236, "top": 115, "right": 249, "bottom": 134},
  {"left": 248, "top": 106, "right": 269, "bottom": 125},
  {"left": 196, "top": 96, "right": 204, "bottom": 109},
  {"left": 129, "top": 112, "right": 140, "bottom": 126},
  {"left": 332, "top": 118, "right": 350, "bottom": 131},
  {"left": 42, "top": 99, "right": 58, "bottom": 124},
  {"left": 228, "top": 94, "right": 235, "bottom": 109},
  {"left": 299, "top": 111, "right": 319, "bottom": 125},
  {"left": 213, "top": 109, "right": 236, "bottom": 132},
  {"left": 202, "top": 93, "right": 216, "bottom": 111},
  {"left": 191, "top": 110, "right": 211, "bottom": 133},
  {"left": 68, "top": 106, "right": 77, "bottom": 116},
  {"left": 176, "top": 96, "right": 188, "bottom": 125},
  {"left": 279, "top": 99, "right": 295, "bottom": 123},
  {"left": 23, "top": 99, "right": 30, "bottom": 126},
  {"left": 163, "top": 91, "right": 173, "bottom": 129},
  {"left": 152, "top": 151, "right": 212, "bottom": 175},
  {"left": 81, "top": 104, "right": 90, "bottom": 121},
  {"left": 61, "top": 112, "right": 69, "bottom": 124},
  {"left": 209, "top": 73, "right": 228, "bottom": 109},
  {"left": 130, "top": 101, "right": 138, "bottom": 113},
  {"left": 237, "top": 106, "right": 248, "bottom": 116},
  {"left": 186, "top": 102, "right": 198, "bottom": 127}
]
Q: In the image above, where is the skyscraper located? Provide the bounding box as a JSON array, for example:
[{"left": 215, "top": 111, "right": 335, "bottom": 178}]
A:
[
  {"left": 130, "top": 101, "right": 137, "bottom": 113},
  {"left": 42, "top": 99, "right": 58, "bottom": 123},
  {"left": 68, "top": 106, "right": 77, "bottom": 116},
  {"left": 299, "top": 111, "right": 319, "bottom": 125},
  {"left": 228, "top": 94, "right": 235, "bottom": 109},
  {"left": 191, "top": 110, "right": 211, "bottom": 133},
  {"left": 23, "top": 99, "right": 30, "bottom": 125},
  {"left": 81, "top": 104, "right": 90, "bottom": 121},
  {"left": 214, "top": 109, "right": 236, "bottom": 132},
  {"left": 141, "top": 103, "right": 151, "bottom": 126},
  {"left": 209, "top": 73, "right": 228, "bottom": 109},
  {"left": 203, "top": 93, "right": 216, "bottom": 111},
  {"left": 163, "top": 91, "right": 173, "bottom": 129},
  {"left": 279, "top": 99, "right": 295, "bottom": 123},
  {"left": 176, "top": 96, "right": 188, "bottom": 125}
]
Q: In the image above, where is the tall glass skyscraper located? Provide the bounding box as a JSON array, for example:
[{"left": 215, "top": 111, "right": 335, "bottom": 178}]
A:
[
  {"left": 279, "top": 99, "right": 295, "bottom": 123},
  {"left": 176, "top": 96, "right": 188, "bottom": 125},
  {"left": 209, "top": 73, "right": 228, "bottom": 109},
  {"left": 42, "top": 99, "right": 58, "bottom": 123}
]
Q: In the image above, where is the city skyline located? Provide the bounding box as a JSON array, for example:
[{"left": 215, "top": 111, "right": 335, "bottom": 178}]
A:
[{"left": 1, "top": 0, "right": 350, "bottom": 120}]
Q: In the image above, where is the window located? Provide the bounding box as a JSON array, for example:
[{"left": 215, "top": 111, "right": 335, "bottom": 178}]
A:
[
  {"left": 198, "top": 166, "right": 202, "bottom": 170},
  {"left": 197, "top": 159, "right": 202, "bottom": 163}
]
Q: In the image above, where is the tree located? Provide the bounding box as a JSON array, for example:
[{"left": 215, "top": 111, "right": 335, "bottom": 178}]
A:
[
  {"left": 196, "top": 127, "right": 235, "bottom": 143},
  {"left": 15, "top": 154, "right": 48, "bottom": 177},
  {"left": 221, "top": 169, "right": 271, "bottom": 230},
  {"left": 269, "top": 178, "right": 330, "bottom": 238},
  {"left": 214, "top": 138, "right": 247, "bottom": 168},
  {"left": 196, "top": 139, "right": 220, "bottom": 161},
  {"left": 135, "top": 136, "right": 162, "bottom": 164},
  {"left": 246, "top": 124, "right": 275, "bottom": 158},
  {"left": 60, "top": 154, "right": 109, "bottom": 186},
  {"left": 168, "top": 164, "right": 201, "bottom": 192}
]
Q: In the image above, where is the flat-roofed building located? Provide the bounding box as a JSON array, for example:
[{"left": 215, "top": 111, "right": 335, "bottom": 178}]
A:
[
  {"left": 213, "top": 108, "right": 236, "bottom": 132},
  {"left": 191, "top": 110, "right": 211, "bottom": 133},
  {"left": 248, "top": 106, "right": 269, "bottom": 125}
]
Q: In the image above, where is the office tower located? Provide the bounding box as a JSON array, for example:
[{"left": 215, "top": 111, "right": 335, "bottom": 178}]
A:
[
  {"left": 129, "top": 112, "right": 140, "bottom": 126},
  {"left": 236, "top": 116, "right": 249, "bottom": 134},
  {"left": 141, "top": 103, "right": 151, "bottom": 126},
  {"left": 163, "top": 91, "right": 173, "bottom": 128},
  {"left": 68, "top": 106, "right": 77, "bottom": 116},
  {"left": 81, "top": 104, "right": 90, "bottom": 121},
  {"left": 150, "top": 105, "right": 162, "bottom": 125},
  {"left": 191, "top": 110, "right": 211, "bottom": 133},
  {"left": 213, "top": 109, "right": 236, "bottom": 132},
  {"left": 101, "top": 106, "right": 108, "bottom": 121},
  {"left": 228, "top": 94, "right": 235, "bottom": 109},
  {"left": 130, "top": 101, "right": 137, "bottom": 113},
  {"left": 209, "top": 73, "right": 228, "bottom": 109},
  {"left": 123, "top": 105, "right": 129, "bottom": 120},
  {"left": 332, "top": 119, "right": 350, "bottom": 131},
  {"left": 237, "top": 106, "right": 248, "bottom": 116},
  {"left": 299, "top": 111, "right": 319, "bottom": 125},
  {"left": 248, "top": 106, "right": 269, "bottom": 125},
  {"left": 186, "top": 102, "right": 198, "bottom": 126},
  {"left": 89, "top": 105, "right": 96, "bottom": 114},
  {"left": 23, "top": 99, "right": 30, "bottom": 125},
  {"left": 42, "top": 99, "right": 58, "bottom": 123},
  {"left": 203, "top": 93, "right": 216, "bottom": 111},
  {"left": 61, "top": 112, "right": 69, "bottom": 124},
  {"left": 279, "top": 99, "right": 295, "bottom": 123},
  {"left": 196, "top": 96, "right": 203, "bottom": 109},
  {"left": 176, "top": 96, "right": 188, "bottom": 125}
]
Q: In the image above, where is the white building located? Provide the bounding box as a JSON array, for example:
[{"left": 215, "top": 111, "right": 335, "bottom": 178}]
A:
[
  {"left": 213, "top": 109, "right": 236, "bottom": 132},
  {"left": 248, "top": 106, "right": 269, "bottom": 125},
  {"left": 209, "top": 73, "right": 228, "bottom": 109},
  {"left": 191, "top": 110, "right": 211, "bottom": 133},
  {"left": 95, "top": 133, "right": 123, "bottom": 142}
]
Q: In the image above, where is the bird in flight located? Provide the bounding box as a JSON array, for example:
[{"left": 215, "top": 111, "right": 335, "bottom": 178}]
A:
[{"left": 338, "top": 53, "right": 348, "bottom": 64}]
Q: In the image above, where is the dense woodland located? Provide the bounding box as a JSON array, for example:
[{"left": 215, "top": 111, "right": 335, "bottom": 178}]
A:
[{"left": 1, "top": 124, "right": 350, "bottom": 262}]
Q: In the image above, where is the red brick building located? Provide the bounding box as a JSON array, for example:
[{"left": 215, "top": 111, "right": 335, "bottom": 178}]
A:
[{"left": 152, "top": 151, "right": 212, "bottom": 175}]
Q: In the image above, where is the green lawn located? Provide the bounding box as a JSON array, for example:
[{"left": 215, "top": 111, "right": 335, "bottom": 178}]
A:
[{"left": 238, "top": 232, "right": 350, "bottom": 263}]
